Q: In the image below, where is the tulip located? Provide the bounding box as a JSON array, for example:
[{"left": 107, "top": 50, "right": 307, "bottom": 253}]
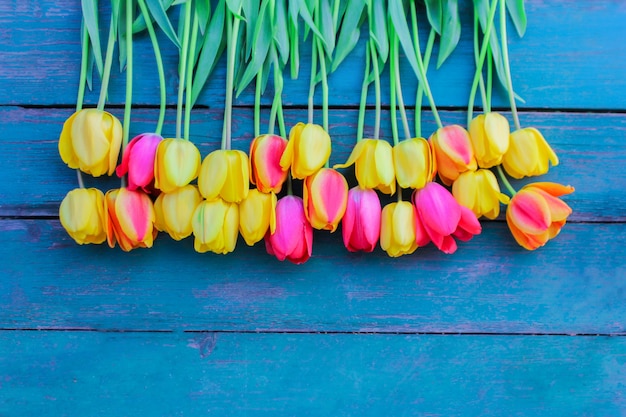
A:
[
  {"left": 506, "top": 182, "right": 574, "bottom": 250},
  {"left": 192, "top": 198, "right": 239, "bottom": 254},
  {"left": 430, "top": 125, "right": 477, "bottom": 185},
  {"left": 280, "top": 123, "right": 331, "bottom": 179},
  {"left": 412, "top": 182, "right": 482, "bottom": 254},
  {"left": 393, "top": 138, "right": 437, "bottom": 189},
  {"left": 342, "top": 187, "right": 381, "bottom": 252},
  {"left": 468, "top": 112, "right": 510, "bottom": 168},
  {"left": 380, "top": 201, "right": 418, "bottom": 257},
  {"left": 104, "top": 188, "right": 156, "bottom": 252},
  {"left": 239, "top": 189, "right": 276, "bottom": 246},
  {"left": 58, "top": 109, "right": 123, "bottom": 177},
  {"left": 153, "top": 138, "right": 201, "bottom": 193},
  {"left": 154, "top": 185, "right": 202, "bottom": 241},
  {"left": 334, "top": 139, "right": 395, "bottom": 195},
  {"left": 250, "top": 134, "right": 289, "bottom": 193},
  {"left": 59, "top": 188, "right": 107, "bottom": 245},
  {"left": 303, "top": 168, "right": 349, "bottom": 232},
  {"left": 115, "top": 133, "right": 162, "bottom": 192},
  {"left": 502, "top": 127, "right": 559, "bottom": 179},
  {"left": 265, "top": 196, "right": 313, "bottom": 264},
  {"left": 452, "top": 169, "right": 510, "bottom": 220},
  {"left": 198, "top": 149, "right": 249, "bottom": 203}
]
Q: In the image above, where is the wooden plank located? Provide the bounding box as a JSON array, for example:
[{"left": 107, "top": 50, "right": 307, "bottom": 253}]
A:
[
  {"left": 1, "top": 1, "right": 625, "bottom": 109},
  {"left": 1, "top": 220, "right": 624, "bottom": 333},
  {"left": 1, "top": 331, "right": 625, "bottom": 416},
  {"left": 0, "top": 106, "right": 621, "bottom": 221}
]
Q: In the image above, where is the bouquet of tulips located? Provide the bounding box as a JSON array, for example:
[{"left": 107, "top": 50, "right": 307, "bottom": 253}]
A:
[{"left": 58, "top": 0, "right": 573, "bottom": 264}]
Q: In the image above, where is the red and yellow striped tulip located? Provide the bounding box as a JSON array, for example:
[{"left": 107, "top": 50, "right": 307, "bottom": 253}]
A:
[
  {"left": 303, "top": 168, "right": 349, "bottom": 232},
  {"left": 430, "top": 125, "right": 477, "bottom": 185},
  {"left": 104, "top": 188, "right": 156, "bottom": 252},
  {"left": 249, "top": 134, "right": 289, "bottom": 193}
]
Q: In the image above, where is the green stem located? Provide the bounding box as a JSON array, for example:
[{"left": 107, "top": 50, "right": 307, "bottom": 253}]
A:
[
  {"left": 370, "top": 40, "right": 381, "bottom": 139},
  {"left": 287, "top": 173, "right": 293, "bottom": 195},
  {"left": 137, "top": 0, "right": 166, "bottom": 135},
  {"left": 414, "top": 28, "right": 435, "bottom": 138},
  {"left": 486, "top": 47, "right": 493, "bottom": 112},
  {"left": 500, "top": 0, "right": 521, "bottom": 130},
  {"left": 254, "top": 66, "right": 263, "bottom": 138},
  {"left": 389, "top": 34, "right": 399, "bottom": 146},
  {"left": 308, "top": 36, "right": 318, "bottom": 124},
  {"left": 96, "top": 16, "right": 117, "bottom": 111},
  {"left": 277, "top": 100, "right": 286, "bottom": 138},
  {"left": 393, "top": 34, "right": 411, "bottom": 141},
  {"left": 268, "top": 51, "right": 284, "bottom": 136},
  {"left": 356, "top": 42, "right": 371, "bottom": 142},
  {"left": 317, "top": 37, "right": 329, "bottom": 133},
  {"left": 410, "top": 2, "right": 441, "bottom": 129},
  {"left": 222, "top": 9, "right": 241, "bottom": 150},
  {"left": 122, "top": 0, "right": 133, "bottom": 152},
  {"left": 184, "top": 12, "right": 199, "bottom": 141},
  {"left": 497, "top": 165, "right": 516, "bottom": 196},
  {"left": 467, "top": 0, "right": 499, "bottom": 127},
  {"left": 473, "top": 12, "right": 488, "bottom": 114},
  {"left": 176, "top": 1, "right": 192, "bottom": 140},
  {"left": 76, "top": 23, "right": 89, "bottom": 111}
]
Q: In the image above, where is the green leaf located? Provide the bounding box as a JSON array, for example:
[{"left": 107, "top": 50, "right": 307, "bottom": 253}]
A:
[
  {"left": 117, "top": 0, "right": 128, "bottom": 71},
  {"left": 388, "top": 0, "right": 421, "bottom": 84},
  {"left": 288, "top": 18, "right": 300, "bottom": 79},
  {"left": 319, "top": 0, "right": 335, "bottom": 56},
  {"left": 81, "top": 0, "right": 104, "bottom": 77},
  {"left": 242, "top": 0, "right": 259, "bottom": 60},
  {"left": 506, "top": 0, "right": 526, "bottom": 37},
  {"left": 237, "top": 0, "right": 272, "bottom": 96},
  {"left": 191, "top": 0, "right": 226, "bottom": 106},
  {"left": 197, "top": 0, "right": 211, "bottom": 34},
  {"left": 332, "top": 0, "right": 365, "bottom": 72},
  {"left": 424, "top": 0, "right": 442, "bottom": 34},
  {"left": 273, "top": 0, "right": 290, "bottom": 67},
  {"left": 436, "top": 0, "right": 461, "bottom": 68},
  {"left": 296, "top": 0, "right": 324, "bottom": 43},
  {"left": 226, "top": 0, "right": 244, "bottom": 17},
  {"left": 146, "top": 0, "right": 181, "bottom": 48},
  {"left": 370, "top": 0, "right": 388, "bottom": 63}
]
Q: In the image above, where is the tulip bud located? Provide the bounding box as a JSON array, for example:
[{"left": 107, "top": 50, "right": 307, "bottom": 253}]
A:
[
  {"left": 303, "top": 168, "right": 349, "bottom": 232},
  {"left": 502, "top": 127, "right": 559, "bottom": 179},
  {"left": 116, "top": 133, "right": 163, "bottom": 193},
  {"left": 265, "top": 196, "right": 313, "bottom": 264},
  {"left": 380, "top": 201, "right": 418, "bottom": 257},
  {"left": 59, "top": 188, "right": 107, "bottom": 245},
  {"left": 250, "top": 134, "right": 289, "bottom": 193},
  {"left": 154, "top": 185, "right": 202, "bottom": 240},
  {"left": 59, "top": 109, "right": 123, "bottom": 177},
  {"left": 334, "top": 139, "right": 395, "bottom": 195},
  {"left": 430, "top": 125, "right": 477, "bottom": 185},
  {"left": 104, "top": 188, "right": 156, "bottom": 252},
  {"left": 192, "top": 198, "right": 239, "bottom": 254},
  {"left": 468, "top": 112, "right": 510, "bottom": 168},
  {"left": 239, "top": 189, "right": 277, "bottom": 246},
  {"left": 342, "top": 187, "right": 381, "bottom": 252},
  {"left": 452, "top": 169, "right": 510, "bottom": 220},
  {"left": 506, "top": 182, "right": 574, "bottom": 250},
  {"left": 153, "top": 138, "right": 201, "bottom": 193},
  {"left": 393, "top": 138, "right": 436, "bottom": 189},
  {"left": 280, "top": 123, "right": 331, "bottom": 179},
  {"left": 198, "top": 149, "right": 249, "bottom": 203}
]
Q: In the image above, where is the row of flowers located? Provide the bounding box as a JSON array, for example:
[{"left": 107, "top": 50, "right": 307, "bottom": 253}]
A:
[{"left": 59, "top": 106, "right": 574, "bottom": 263}]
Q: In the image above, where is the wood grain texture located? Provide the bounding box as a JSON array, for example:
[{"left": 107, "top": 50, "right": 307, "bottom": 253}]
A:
[
  {"left": 2, "top": 331, "right": 625, "bottom": 416},
  {"left": 1, "top": 219, "right": 624, "bottom": 333},
  {"left": 1, "top": 1, "right": 625, "bottom": 109},
  {"left": 1, "top": 107, "right": 620, "bottom": 221}
]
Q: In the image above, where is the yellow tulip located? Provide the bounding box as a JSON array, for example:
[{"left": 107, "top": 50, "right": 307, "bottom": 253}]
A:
[
  {"left": 59, "top": 188, "right": 107, "bottom": 245},
  {"left": 239, "top": 189, "right": 276, "bottom": 246},
  {"left": 393, "top": 138, "right": 436, "bottom": 189},
  {"left": 192, "top": 198, "right": 239, "bottom": 254},
  {"left": 468, "top": 112, "right": 510, "bottom": 168},
  {"left": 153, "top": 138, "right": 201, "bottom": 193},
  {"left": 198, "top": 149, "right": 249, "bottom": 203},
  {"left": 58, "top": 109, "right": 122, "bottom": 177},
  {"left": 502, "top": 127, "right": 559, "bottom": 179},
  {"left": 280, "top": 122, "right": 331, "bottom": 179},
  {"left": 452, "top": 169, "right": 510, "bottom": 220},
  {"left": 379, "top": 201, "right": 418, "bottom": 257},
  {"left": 334, "top": 139, "right": 395, "bottom": 195},
  {"left": 154, "top": 185, "right": 203, "bottom": 240}
]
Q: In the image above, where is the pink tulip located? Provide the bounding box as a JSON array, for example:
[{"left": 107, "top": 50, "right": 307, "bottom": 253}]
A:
[
  {"left": 116, "top": 133, "right": 163, "bottom": 193},
  {"left": 412, "top": 182, "right": 481, "bottom": 254},
  {"left": 342, "top": 187, "right": 381, "bottom": 252},
  {"left": 303, "top": 168, "right": 349, "bottom": 232},
  {"left": 265, "top": 196, "right": 313, "bottom": 264}
]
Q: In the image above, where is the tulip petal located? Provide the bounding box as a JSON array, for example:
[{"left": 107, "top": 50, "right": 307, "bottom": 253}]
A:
[
  {"left": 455, "top": 206, "right": 482, "bottom": 241},
  {"left": 59, "top": 111, "right": 80, "bottom": 168},
  {"left": 126, "top": 134, "right": 161, "bottom": 190},
  {"left": 333, "top": 139, "right": 367, "bottom": 170},
  {"left": 116, "top": 189, "right": 154, "bottom": 244},
  {"left": 525, "top": 182, "right": 574, "bottom": 197},
  {"left": 508, "top": 190, "right": 551, "bottom": 234},
  {"left": 416, "top": 183, "right": 461, "bottom": 236}
]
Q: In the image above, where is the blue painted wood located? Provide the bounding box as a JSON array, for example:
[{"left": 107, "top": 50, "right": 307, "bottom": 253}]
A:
[
  {"left": 0, "top": 107, "right": 620, "bottom": 221},
  {"left": 2, "top": 331, "right": 625, "bottom": 416},
  {"left": 1, "top": 220, "right": 624, "bottom": 333},
  {"left": 1, "top": 1, "right": 625, "bottom": 109}
]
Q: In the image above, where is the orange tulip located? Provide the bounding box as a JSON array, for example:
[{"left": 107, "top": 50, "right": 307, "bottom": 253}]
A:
[
  {"left": 249, "top": 134, "right": 289, "bottom": 193},
  {"left": 430, "top": 125, "right": 477, "bottom": 185},
  {"left": 303, "top": 168, "right": 349, "bottom": 232},
  {"left": 104, "top": 188, "right": 156, "bottom": 251},
  {"left": 506, "top": 182, "right": 574, "bottom": 250}
]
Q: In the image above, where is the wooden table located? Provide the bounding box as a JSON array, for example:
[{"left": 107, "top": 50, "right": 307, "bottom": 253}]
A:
[{"left": 2, "top": 1, "right": 625, "bottom": 415}]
